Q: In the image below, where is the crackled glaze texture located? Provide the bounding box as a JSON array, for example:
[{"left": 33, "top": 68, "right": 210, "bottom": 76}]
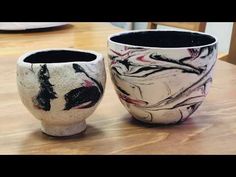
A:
[
  {"left": 108, "top": 30, "right": 217, "bottom": 124},
  {"left": 17, "top": 49, "right": 106, "bottom": 136}
]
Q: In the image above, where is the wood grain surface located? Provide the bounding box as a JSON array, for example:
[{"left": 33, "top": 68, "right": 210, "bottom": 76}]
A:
[{"left": 0, "top": 22, "right": 236, "bottom": 154}]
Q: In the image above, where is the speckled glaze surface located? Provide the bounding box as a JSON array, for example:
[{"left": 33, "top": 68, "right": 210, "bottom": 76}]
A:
[
  {"left": 17, "top": 48, "right": 106, "bottom": 136},
  {"left": 108, "top": 30, "right": 217, "bottom": 124}
]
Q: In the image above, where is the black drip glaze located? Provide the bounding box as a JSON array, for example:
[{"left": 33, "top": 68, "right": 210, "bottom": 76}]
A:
[
  {"left": 24, "top": 50, "right": 97, "bottom": 63},
  {"left": 33, "top": 64, "right": 57, "bottom": 111},
  {"left": 110, "top": 31, "right": 216, "bottom": 48}
]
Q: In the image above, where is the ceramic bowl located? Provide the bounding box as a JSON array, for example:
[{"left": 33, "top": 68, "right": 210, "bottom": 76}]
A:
[
  {"left": 17, "top": 48, "right": 106, "bottom": 136},
  {"left": 108, "top": 30, "right": 217, "bottom": 124}
]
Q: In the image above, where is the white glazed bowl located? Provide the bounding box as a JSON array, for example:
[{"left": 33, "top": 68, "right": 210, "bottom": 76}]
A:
[
  {"left": 17, "top": 48, "right": 106, "bottom": 136},
  {"left": 108, "top": 30, "right": 217, "bottom": 124}
]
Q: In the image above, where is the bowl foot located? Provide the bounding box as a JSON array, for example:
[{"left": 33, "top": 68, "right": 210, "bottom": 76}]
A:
[
  {"left": 41, "top": 121, "right": 87, "bottom": 137},
  {"left": 131, "top": 116, "right": 188, "bottom": 125}
]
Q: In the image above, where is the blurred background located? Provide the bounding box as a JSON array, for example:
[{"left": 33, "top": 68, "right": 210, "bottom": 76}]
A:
[{"left": 111, "top": 22, "right": 233, "bottom": 55}]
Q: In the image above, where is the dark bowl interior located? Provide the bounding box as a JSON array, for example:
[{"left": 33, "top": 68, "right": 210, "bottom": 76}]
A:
[
  {"left": 24, "top": 50, "right": 97, "bottom": 63},
  {"left": 110, "top": 31, "right": 216, "bottom": 48}
]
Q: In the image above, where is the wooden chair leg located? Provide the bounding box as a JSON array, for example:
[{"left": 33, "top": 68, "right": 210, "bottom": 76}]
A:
[
  {"left": 226, "top": 23, "right": 236, "bottom": 65},
  {"left": 147, "top": 22, "right": 157, "bottom": 29},
  {"left": 198, "top": 22, "right": 207, "bottom": 32}
]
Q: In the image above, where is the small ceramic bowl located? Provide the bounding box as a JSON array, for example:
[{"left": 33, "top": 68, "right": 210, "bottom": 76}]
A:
[
  {"left": 17, "top": 48, "right": 106, "bottom": 136},
  {"left": 108, "top": 30, "right": 217, "bottom": 124}
]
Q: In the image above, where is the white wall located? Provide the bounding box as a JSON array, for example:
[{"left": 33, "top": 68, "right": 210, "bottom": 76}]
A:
[
  {"left": 205, "top": 23, "right": 233, "bottom": 53},
  {"left": 112, "top": 22, "right": 233, "bottom": 53},
  {"left": 111, "top": 22, "right": 133, "bottom": 30}
]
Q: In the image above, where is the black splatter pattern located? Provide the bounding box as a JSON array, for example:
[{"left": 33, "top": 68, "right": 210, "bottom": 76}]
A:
[{"left": 63, "top": 64, "right": 103, "bottom": 110}]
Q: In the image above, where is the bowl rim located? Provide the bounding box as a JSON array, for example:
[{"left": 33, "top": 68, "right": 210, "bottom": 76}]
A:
[
  {"left": 17, "top": 48, "right": 103, "bottom": 66},
  {"left": 108, "top": 29, "right": 218, "bottom": 50}
]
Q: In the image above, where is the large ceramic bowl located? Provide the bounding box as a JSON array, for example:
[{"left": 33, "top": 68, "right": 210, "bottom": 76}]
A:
[
  {"left": 108, "top": 30, "right": 217, "bottom": 124},
  {"left": 17, "top": 48, "right": 106, "bottom": 136}
]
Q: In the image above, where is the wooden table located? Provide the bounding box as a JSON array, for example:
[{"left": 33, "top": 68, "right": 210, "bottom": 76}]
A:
[{"left": 0, "top": 22, "right": 236, "bottom": 154}]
